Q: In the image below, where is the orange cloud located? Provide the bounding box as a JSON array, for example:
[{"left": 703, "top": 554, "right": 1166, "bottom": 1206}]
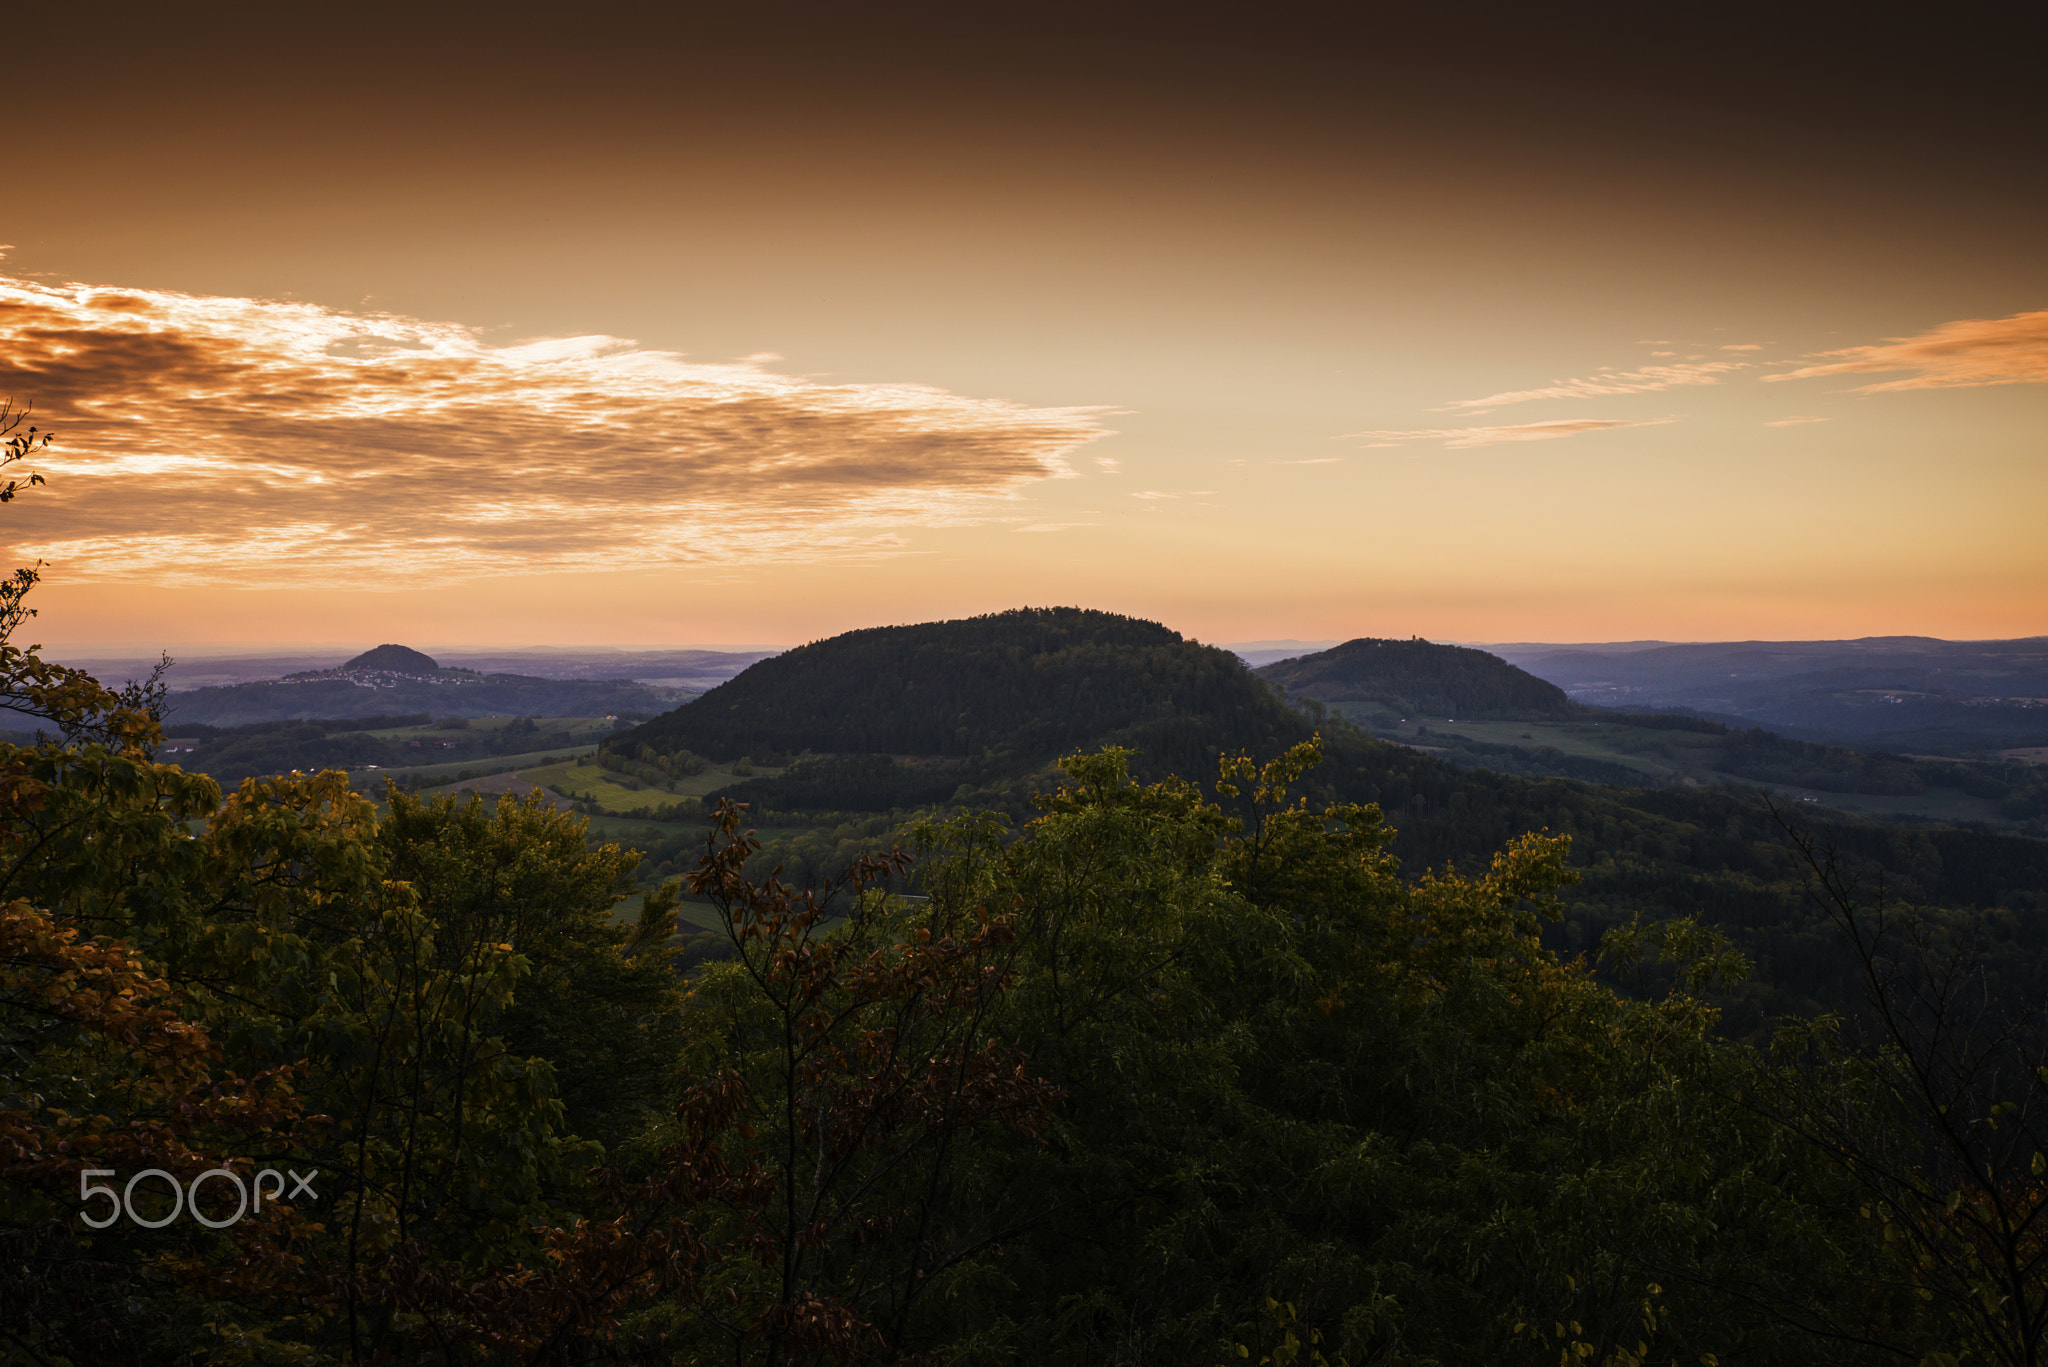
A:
[
  {"left": 0, "top": 277, "right": 1106, "bottom": 586},
  {"left": 1345, "top": 418, "right": 1672, "bottom": 449},
  {"left": 1769, "top": 308, "right": 2048, "bottom": 392},
  {"left": 1439, "top": 361, "right": 1743, "bottom": 411}
]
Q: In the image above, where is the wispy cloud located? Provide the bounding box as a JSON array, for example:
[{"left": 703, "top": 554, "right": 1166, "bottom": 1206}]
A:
[
  {"left": 1344, "top": 418, "right": 1672, "bottom": 449},
  {"left": 1130, "top": 489, "right": 1216, "bottom": 500},
  {"left": 1764, "top": 415, "right": 1830, "bottom": 427},
  {"left": 0, "top": 277, "right": 1108, "bottom": 586},
  {"left": 1016, "top": 522, "right": 1096, "bottom": 533},
  {"left": 1439, "top": 361, "right": 1744, "bottom": 412},
  {"left": 1094, "top": 455, "right": 1121, "bottom": 473},
  {"left": 1768, "top": 308, "right": 2048, "bottom": 392},
  {"left": 1281, "top": 457, "right": 1343, "bottom": 465}
]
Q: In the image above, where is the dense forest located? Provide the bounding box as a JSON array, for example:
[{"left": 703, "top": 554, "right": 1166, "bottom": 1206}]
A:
[
  {"left": 7, "top": 425, "right": 2048, "bottom": 1363},
  {"left": 12, "top": 678, "right": 2048, "bottom": 1363},
  {"left": 1256, "top": 635, "right": 1584, "bottom": 720}
]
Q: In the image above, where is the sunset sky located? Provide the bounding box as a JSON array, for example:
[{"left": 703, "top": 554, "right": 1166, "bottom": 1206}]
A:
[{"left": 4, "top": 1, "right": 2044, "bottom": 652}]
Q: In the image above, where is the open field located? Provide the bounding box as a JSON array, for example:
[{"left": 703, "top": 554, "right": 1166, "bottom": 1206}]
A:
[
  {"left": 515, "top": 757, "right": 785, "bottom": 813},
  {"left": 347, "top": 745, "right": 599, "bottom": 789},
  {"left": 342, "top": 718, "right": 785, "bottom": 800},
  {"left": 325, "top": 716, "right": 628, "bottom": 787}
]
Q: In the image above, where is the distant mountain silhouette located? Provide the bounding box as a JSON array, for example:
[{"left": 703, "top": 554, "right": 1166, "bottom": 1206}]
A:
[
  {"left": 342, "top": 644, "right": 441, "bottom": 674},
  {"left": 1256, "top": 637, "right": 1580, "bottom": 721}
]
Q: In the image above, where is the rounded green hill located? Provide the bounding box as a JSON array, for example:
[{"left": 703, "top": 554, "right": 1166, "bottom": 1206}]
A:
[{"left": 611, "top": 606, "right": 1309, "bottom": 781}]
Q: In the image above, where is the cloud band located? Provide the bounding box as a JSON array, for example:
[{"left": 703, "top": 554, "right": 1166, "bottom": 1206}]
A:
[
  {"left": 1344, "top": 418, "right": 1671, "bottom": 449},
  {"left": 1770, "top": 308, "right": 2048, "bottom": 392},
  {"left": 0, "top": 277, "right": 1107, "bottom": 586}
]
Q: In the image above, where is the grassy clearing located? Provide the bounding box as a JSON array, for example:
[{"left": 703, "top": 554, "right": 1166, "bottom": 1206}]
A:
[
  {"left": 585, "top": 812, "right": 700, "bottom": 842},
  {"left": 338, "top": 716, "right": 629, "bottom": 791},
  {"left": 345, "top": 717, "right": 782, "bottom": 809},
  {"left": 517, "top": 760, "right": 656, "bottom": 812},
  {"left": 518, "top": 757, "right": 785, "bottom": 814}
]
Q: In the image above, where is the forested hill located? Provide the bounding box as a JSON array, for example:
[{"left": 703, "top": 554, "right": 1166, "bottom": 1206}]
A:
[
  {"left": 1257, "top": 636, "right": 1581, "bottom": 720},
  {"left": 612, "top": 607, "right": 1308, "bottom": 779}
]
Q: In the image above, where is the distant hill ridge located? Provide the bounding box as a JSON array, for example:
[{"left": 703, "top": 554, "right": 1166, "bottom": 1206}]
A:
[
  {"left": 1256, "top": 637, "right": 1581, "bottom": 721},
  {"left": 611, "top": 606, "right": 1314, "bottom": 804},
  {"left": 157, "top": 641, "right": 688, "bottom": 727}
]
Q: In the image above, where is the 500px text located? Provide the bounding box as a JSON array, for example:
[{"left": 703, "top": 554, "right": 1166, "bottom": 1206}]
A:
[{"left": 79, "top": 1167, "right": 319, "bottom": 1229}]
